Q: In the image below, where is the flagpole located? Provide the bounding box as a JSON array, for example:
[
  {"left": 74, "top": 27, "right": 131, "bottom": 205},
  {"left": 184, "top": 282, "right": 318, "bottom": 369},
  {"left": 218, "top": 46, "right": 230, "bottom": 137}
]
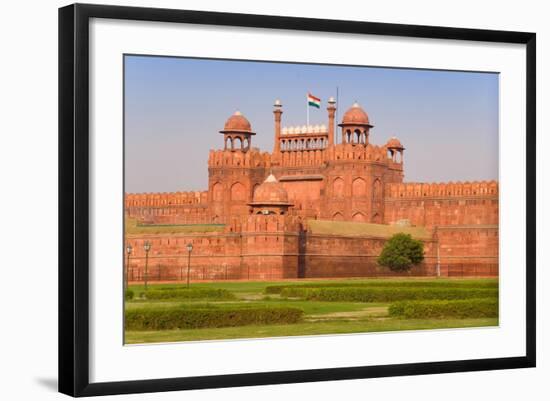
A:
[
  {"left": 336, "top": 87, "right": 339, "bottom": 143},
  {"left": 306, "top": 93, "right": 309, "bottom": 127}
]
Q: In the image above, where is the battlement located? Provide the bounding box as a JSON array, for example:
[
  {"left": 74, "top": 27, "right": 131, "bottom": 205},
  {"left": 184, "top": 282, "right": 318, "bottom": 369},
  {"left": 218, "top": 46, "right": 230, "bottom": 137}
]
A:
[
  {"left": 125, "top": 191, "right": 209, "bottom": 208},
  {"left": 208, "top": 148, "right": 272, "bottom": 169},
  {"left": 281, "top": 124, "right": 328, "bottom": 135},
  {"left": 385, "top": 181, "right": 499, "bottom": 199},
  {"left": 327, "top": 143, "right": 394, "bottom": 163}
]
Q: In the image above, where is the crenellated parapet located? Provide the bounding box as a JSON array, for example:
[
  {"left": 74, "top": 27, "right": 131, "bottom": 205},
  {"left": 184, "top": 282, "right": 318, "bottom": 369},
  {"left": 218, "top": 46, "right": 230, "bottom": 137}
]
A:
[
  {"left": 326, "top": 143, "right": 394, "bottom": 164},
  {"left": 385, "top": 180, "right": 498, "bottom": 199},
  {"left": 125, "top": 190, "right": 209, "bottom": 208},
  {"left": 208, "top": 148, "right": 272, "bottom": 169},
  {"left": 384, "top": 180, "right": 499, "bottom": 228}
]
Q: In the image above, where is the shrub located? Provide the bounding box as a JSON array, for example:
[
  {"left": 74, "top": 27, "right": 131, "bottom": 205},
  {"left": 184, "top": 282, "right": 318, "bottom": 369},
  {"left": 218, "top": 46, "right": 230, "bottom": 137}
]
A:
[
  {"left": 139, "top": 288, "right": 235, "bottom": 301},
  {"left": 388, "top": 298, "right": 498, "bottom": 319},
  {"left": 377, "top": 233, "right": 424, "bottom": 272},
  {"left": 125, "top": 306, "right": 304, "bottom": 331},
  {"left": 265, "top": 280, "right": 498, "bottom": 294},
  {"left": 280, "top": 287, "right": 498, "bottom": 302},
  {"left": 125, "top": 289, "right": 134, "bottom": 301}
]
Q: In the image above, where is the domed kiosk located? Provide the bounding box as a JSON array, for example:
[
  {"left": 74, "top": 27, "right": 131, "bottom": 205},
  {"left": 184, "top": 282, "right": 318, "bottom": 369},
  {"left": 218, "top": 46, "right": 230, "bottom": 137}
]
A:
[
  {"left": 220, "top": 111, "right": 255, "bottom": 152},
  {"left": 338, "top": 102, "right": 373, "bottom": 145},
  {"left": 386, "top": 136, "right": 405, "bottom": 163},
  {"left": 248, "top": 174, "right": 293, "bottom": 215}
]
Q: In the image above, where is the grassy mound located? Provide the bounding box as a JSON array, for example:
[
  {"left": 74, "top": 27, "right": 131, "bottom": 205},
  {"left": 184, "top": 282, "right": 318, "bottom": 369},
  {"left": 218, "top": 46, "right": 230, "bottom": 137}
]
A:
[
  {"left": 126, "top": 305, "right": 304, "bottom": 331},
  {"left": 280, "top": 287, "right": 498, "bottom": 302},
  {"left": 389, "top": 298, "right": 498, "bottom": 319}
]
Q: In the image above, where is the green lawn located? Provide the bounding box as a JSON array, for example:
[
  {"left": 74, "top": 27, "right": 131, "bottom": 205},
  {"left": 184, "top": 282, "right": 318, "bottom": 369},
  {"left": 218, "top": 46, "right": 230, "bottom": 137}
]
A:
[
  {"left": 125, "top": 278, "right": 498, "bottom": 344},
  {"left": 307, "top": 219, "right": 431, "bottom": 239},
  {"left": 125, "top": 318, "right": 498, "bottom": 343}
]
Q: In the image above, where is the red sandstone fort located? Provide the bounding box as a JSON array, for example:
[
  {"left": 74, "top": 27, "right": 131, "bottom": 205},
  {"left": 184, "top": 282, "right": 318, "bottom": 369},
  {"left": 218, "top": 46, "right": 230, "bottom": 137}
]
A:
[{"left": 125, "top": 99, "right": 498, "bottom": 280}]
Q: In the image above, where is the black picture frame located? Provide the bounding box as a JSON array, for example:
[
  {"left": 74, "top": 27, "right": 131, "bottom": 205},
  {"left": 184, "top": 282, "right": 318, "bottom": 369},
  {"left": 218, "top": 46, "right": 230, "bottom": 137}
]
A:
[{"left": 58, "top": 3, "right": 536, "bottom": 397}]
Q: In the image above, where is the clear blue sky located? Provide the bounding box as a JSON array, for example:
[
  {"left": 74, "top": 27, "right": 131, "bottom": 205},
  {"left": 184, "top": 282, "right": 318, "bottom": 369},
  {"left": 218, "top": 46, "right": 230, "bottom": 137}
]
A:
[{"left": 124, "top": 55, "right": 499, "bottom": 193}]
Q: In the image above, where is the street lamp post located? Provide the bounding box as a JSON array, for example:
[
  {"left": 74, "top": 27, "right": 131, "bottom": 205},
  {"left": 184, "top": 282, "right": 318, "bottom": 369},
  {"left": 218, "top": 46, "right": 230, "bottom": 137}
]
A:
[
  {"left": 125, "top": 244, "right": 133, "bottom": 291},
  {"left": 143, "top": 240, "right": 151, "bottom": 291},
  {"left": 434, "top": 226, "right": 441, "bottom": 278},
  {"left": 186, "top": 243, "right": 193, "bottom": 288}
]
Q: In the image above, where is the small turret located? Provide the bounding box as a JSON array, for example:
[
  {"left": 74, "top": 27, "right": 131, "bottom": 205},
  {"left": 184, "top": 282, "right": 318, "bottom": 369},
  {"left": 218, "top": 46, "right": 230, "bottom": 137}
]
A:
[
  {"left": 220, "top": 111, "right": 255, "bottom": 152},
  {"left": 248, "top": 174, "right": 293, "bottom": 215},
  {"left": 338, "top": 102, "right": 373, "bottom": 145}
]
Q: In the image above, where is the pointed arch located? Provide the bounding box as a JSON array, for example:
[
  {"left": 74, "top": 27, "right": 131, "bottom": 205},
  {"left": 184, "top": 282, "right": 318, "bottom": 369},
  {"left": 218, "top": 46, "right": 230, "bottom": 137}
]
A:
[
  {"left": 332, "top": 212, "right": 344, "bottom": 221},
  {"left": 355, "top": 129, "right": 361, "bottom": 143},
  {"left": 372, "top": 213, "right": 382, "bottom": 224},
  {"left": 333, "top": 177, "right": 345, "bottom": 198},
  {"left": 373, "top": 178, "right": 382, "bottom": 199},
  {"left": 352, "top": 177, "right": 367, "bottom": 197},
  {"left": 212, "top": 182, "right": 223, "bottom": 202},
  {"left": 352, "top": 212, "right": 366, "bottom": 222},
  {"left": 230, "top": 182, "right": 246, "bottom": 201}
]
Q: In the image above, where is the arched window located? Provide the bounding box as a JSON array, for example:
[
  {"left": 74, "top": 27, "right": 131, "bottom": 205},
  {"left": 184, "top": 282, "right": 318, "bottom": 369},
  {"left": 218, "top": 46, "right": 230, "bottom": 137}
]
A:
[
  {"left": 355, "top": 129, "right": 361, "bottom": 143},
  {"left": 212, "top": 182, "right": 223, "bottom": 202},
  {"left": 352, "top": 177, "right": 367, "bottom": 197},
  {"left": 333, "top": 177, "right": 345, "bottom": 197},
  {"left": 332, "top": 212, "right": 344, "bottom": 221},
  {"left": 234, "top": 137, "right": 242, "bottom": 150},
  {"left": 230, "top": 182, "right": 246, "bottom": 201},
  {"left": 373, "top": 179, "right": 382, "bottom": 199}
]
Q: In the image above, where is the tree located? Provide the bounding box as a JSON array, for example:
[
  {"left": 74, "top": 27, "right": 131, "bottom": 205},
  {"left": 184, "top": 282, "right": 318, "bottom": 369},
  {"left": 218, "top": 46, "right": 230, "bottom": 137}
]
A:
[{"left": 377, "top": 233, "right": 424, "bottom": 272}]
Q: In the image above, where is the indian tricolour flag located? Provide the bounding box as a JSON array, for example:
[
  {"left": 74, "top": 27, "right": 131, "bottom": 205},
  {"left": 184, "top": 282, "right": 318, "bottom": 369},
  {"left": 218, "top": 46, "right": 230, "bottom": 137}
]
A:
[{"left": 307, "top": 93, "right": 321, "bottom": 108}]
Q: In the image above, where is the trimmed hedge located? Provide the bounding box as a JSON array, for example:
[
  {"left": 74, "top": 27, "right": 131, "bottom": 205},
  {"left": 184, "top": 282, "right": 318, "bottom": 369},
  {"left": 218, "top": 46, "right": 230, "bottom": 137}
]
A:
[
  {"left": 388, "top": 298, "right": 498, "bottom": 319},
  {"left": 139, "top": 288, "right": 236, "bottom": 301},
  {"left": 125, "top": 289, "right": 134, "bottom": 301},
  {"left": 125, "top": 306, "right": 304, "bottom": 331},
  {"left": 265, "top": 280, "right": 498, "bottom": 294},
  {"left": 280, "top": 287, "right": 498, "bottom": 302}
]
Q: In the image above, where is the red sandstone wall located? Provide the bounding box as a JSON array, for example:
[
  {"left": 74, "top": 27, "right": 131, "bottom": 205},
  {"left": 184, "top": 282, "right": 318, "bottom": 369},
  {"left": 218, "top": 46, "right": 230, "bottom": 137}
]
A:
[
  {"left": 300, "top": 233, "right": 438, "bottom": 278},
  {"left": 125, "top": 227, "right": 498, "bottom": 281},
  {"left": 125, "top": 191, "right": 211, "bottom": 224},
  {"left": 384, "top": 181, "right": 499, "bottom": 227}
]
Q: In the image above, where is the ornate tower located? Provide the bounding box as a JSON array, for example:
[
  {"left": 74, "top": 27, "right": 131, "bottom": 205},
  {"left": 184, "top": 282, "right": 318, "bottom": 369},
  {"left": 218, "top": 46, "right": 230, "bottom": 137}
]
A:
[
  {"left": 209, "top": 111, "right": 267, "bottom": 223},
  {"left": 338, "top": 102, "right": 373, "bottom": 145},
  {"left": 219, "top": 111, "right": 255, "bottom": 152},
  {"left": 327, "top": 96, "right": 336, "bottom": 146},
  {"left": 273, "top": 99, "right": 283, "bottom": 154}
]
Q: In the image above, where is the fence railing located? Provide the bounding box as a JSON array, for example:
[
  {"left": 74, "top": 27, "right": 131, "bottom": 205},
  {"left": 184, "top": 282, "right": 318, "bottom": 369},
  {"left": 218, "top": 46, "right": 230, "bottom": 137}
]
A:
[{"left": 126, "top": 259, "right": 498, "bottom": 283}]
